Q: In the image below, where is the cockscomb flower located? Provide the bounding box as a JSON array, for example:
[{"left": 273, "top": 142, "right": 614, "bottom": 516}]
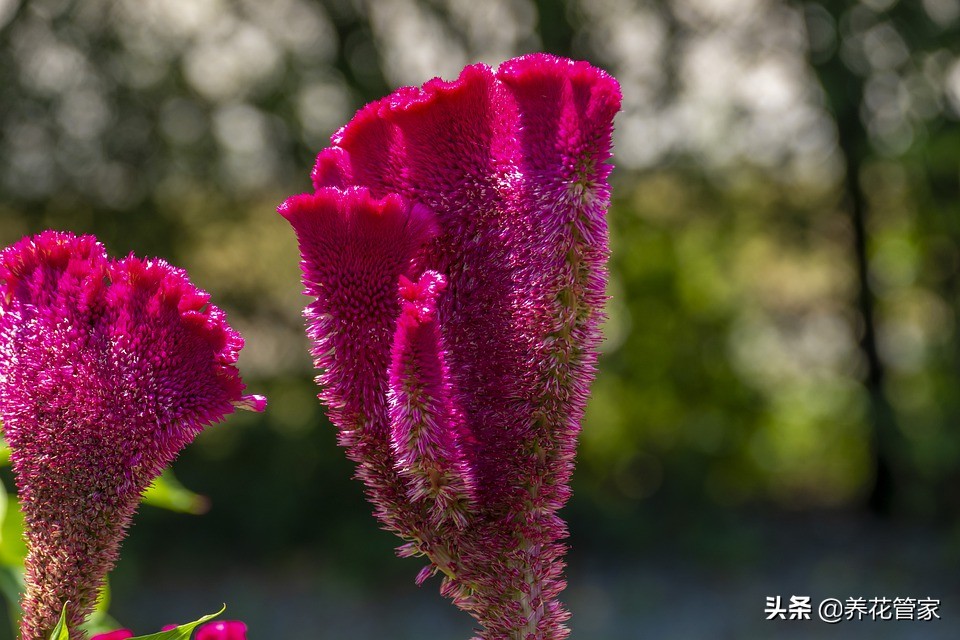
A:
[
  {"left": 280, "top": 54, "right": 619, "bottom": 639},
  {"left": 0, "top": 231, "right": 265, "bottom": 640}
]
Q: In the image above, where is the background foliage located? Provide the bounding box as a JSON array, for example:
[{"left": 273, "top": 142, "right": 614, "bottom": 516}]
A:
[{"left": 0, "top": 0, "right": 958, "bottom": 637}]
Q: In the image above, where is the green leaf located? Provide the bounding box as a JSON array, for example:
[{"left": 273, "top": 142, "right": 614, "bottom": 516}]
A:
[
  {"left": 0, "top": 488, "right": 27, "bottom": 637},
  {"left": 0, "top": 479, "right": 7, "bottom": 546},
  {"left": 129, "top": 606, "right": 225, "bottom": 640},
  {"left": 142, "top": 470, "right": 209, "bottom": 515},
  {"left": 48, "top": 603, "right": 70, "bottom": 640},
  {"left": 0, "top": 565, "right": 24, "bottom": 636},
  {"left": 0, "top": 493, "right": 27, "bottom": 567}
]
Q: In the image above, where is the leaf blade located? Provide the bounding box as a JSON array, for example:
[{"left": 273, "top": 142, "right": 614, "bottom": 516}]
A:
[
  {"left": 128, "top": 606, "right": 225, "bottom": 640},
  {"left": 48, "top": 603, "right": 70, "bottom": 640}
]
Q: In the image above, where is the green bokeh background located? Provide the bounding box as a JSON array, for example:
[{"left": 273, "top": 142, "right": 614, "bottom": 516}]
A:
[{"left": 0, "top": 0, "right": 958, "bottom": 637}]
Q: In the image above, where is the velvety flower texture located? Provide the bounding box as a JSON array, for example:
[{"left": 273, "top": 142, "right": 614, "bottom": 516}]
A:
[
  {"left": 0, "top": 232, "right": 265, "bottom": 640},
  {"left": 281, "top": 54, "right": 619, "bottom": 639}
]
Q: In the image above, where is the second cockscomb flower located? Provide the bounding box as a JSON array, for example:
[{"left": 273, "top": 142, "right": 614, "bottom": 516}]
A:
[{"left": 0, "top": 231, "right": 265, "bottom": 640}]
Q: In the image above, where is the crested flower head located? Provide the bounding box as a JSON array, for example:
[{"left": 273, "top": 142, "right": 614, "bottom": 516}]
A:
[
  {"left": 0, "top": 231, "right": 265, "bottom": 640},
  {"left": 282, "top": 54, "right": 619, "bottom": 639}
]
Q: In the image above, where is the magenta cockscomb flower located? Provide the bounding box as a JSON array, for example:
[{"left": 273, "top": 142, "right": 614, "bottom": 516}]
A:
[
  {"left": 280, "top": 54, "right": 620, "bottom": 638},
  {"left": 0, "top": 231, "right": 265, "bottom": 640}
]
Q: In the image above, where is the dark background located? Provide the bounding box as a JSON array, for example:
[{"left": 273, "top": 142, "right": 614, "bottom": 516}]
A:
[{"left": 1, "top": 0, "right": 959, "bottom": 637}]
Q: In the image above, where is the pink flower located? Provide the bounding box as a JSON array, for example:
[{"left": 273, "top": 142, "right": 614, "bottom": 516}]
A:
[
  {"left": 196, "top": 621, "right": 247, "bottom": 640},
  {"left": 92, "top": 620, "right": 247, "bottom": 640},
  {"left": 280, "top": 54, "right": 619, "bottom": 638},
  {"left": 0, "top": 231, "right": 265, "bottom": 640},
  {"left": 90, "top": 631, "right": 133, "bottom": 640}
]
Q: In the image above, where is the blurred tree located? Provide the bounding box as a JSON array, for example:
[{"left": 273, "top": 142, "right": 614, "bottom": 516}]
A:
[{"left": 802, "top": 0, "right": 960, "bottom": 516}]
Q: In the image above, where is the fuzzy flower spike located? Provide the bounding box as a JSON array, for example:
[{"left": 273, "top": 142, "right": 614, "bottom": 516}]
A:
[
  {"left": 0, "top": 231, "right": 265, "bottom": 640},
  {"left": 281, "top": 54, "right": 620, "bottom": 639}
]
